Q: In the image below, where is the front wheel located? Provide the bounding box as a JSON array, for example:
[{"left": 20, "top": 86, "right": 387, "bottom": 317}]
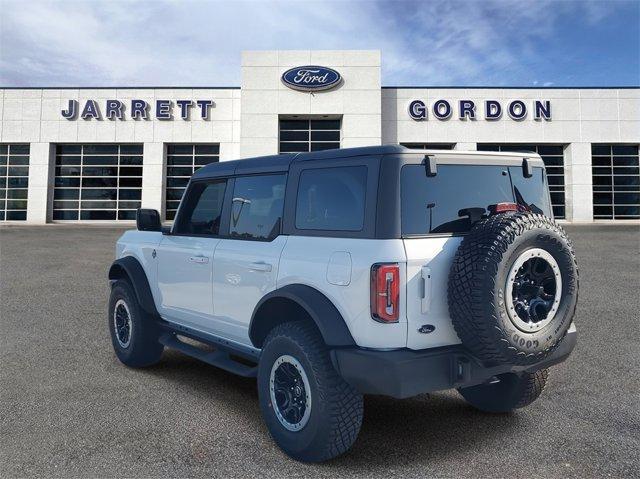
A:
[
  {"left": 458, "top": 369, "right": 549, "bottom": 413},
  {"left": 257, "top": 321, "right": 363, "bottom": 462},
  {"left": 108, "top": 279, "right": 164, "bottom": 368}
]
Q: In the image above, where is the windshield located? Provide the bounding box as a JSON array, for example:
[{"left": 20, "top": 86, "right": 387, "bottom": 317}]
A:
[{"left": 401, "top": 164, "right": 552, "bottom": 235}]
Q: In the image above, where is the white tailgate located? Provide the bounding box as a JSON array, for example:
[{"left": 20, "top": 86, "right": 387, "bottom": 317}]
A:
[{"left": 403, "top": 237, "right": 463, "bottom": 350}]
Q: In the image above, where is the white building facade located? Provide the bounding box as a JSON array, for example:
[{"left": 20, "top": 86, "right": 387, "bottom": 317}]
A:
[{"left": 1, "top": 50, "right": 638, "bottom": 224}]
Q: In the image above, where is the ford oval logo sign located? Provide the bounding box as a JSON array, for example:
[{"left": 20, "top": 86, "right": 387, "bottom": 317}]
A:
[{"left": 281, "top": 66, "right": 342, "bottom": 92}]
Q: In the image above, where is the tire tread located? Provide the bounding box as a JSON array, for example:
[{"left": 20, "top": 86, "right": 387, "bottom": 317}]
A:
[
  {"left": 109, "top": 280, "right": 163, "bottom": 368},
  {"left": 262, "top": 321, "right": 363, "bottom": 462},
  {"left": 448, "top": 213, "right": 578, "bottom": 365}
]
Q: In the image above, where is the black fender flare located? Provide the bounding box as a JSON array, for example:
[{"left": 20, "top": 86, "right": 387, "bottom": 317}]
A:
[
  {"left": 249, "top": 284, "right": 356, "bottom": 349},
  {"left": 108, "top": 256, "right": 159, "bottom": 317}
]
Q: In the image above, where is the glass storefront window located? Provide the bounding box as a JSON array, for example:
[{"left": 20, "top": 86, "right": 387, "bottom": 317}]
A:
[
  {"left": 279, "top": 119, "right": 341, "bottom": 153},
  {"left": 0, "top": 144, "right": 30, "bottom": 221},
  {"left": 592, "top": 144, "right": 640, "bottom": 219},
  {"left": 53, "top": 144, "right": 143, "bottom": 221},
  {"left": 165, "top": 144, "right": 220, "bottom": 220}
]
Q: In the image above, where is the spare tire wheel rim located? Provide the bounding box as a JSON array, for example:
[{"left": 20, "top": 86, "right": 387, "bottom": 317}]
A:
[
  {"left": 269, "top": 355, "right": 312, "bottom": 432},
  {"left": 506, "top": 248, "right": 562, "bottom": 333}
]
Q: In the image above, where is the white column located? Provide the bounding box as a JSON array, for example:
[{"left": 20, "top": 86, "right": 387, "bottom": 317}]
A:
[
  {"left": 219, "top": 142, "right": 240, "bottom": 161},
  {"left": 564, "top": 142, "right": 593, "bottom": 222},
  {"left": 26, "top": 143, "right": 54, "bottom": 224},
  {"left": 141, "top": 142, "right": 165, "bottom": 216},
  {"left": 454, "top": 142, "right": 477, "bottom": 150}
]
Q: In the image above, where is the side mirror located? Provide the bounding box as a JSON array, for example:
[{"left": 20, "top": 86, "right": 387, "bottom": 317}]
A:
[{"left": 136, "top": 209, "right": 161, "bottom": 232}]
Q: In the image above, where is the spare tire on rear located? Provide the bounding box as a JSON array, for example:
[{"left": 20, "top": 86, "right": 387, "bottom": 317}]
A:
[{"left": 448, "top": 212, "right": 578, "bottom": 366}]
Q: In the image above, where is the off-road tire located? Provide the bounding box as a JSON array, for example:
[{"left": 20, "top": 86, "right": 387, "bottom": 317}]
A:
[
  {"left": 458, "top": 369, "right": 549, "bottom": 413},
  {"left": 108, "top": 279, "right": 164, "bottom": 368},
  {"left": 257, "top": 321, "right": 363, "bottom": 462},
  {"left": 448, "top": 212, "right": 578, "bottom": 366}
]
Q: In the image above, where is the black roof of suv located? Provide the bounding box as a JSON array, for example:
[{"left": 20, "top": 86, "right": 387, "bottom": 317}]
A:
[
  {"left": 192, "top": 145, "right": 408, "bottom": 179},
  {"left": 192, "top": 145, "right": 544, "bottom": 180}
]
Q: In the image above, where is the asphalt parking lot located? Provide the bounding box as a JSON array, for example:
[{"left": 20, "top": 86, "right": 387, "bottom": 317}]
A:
[{"left": 1, "top": 224, "right": 639, "bottom": 478}]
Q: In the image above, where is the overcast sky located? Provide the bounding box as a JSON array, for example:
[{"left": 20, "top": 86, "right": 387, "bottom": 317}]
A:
[{"left": 0, "top": 0, "right": 638, "bottom": 87}]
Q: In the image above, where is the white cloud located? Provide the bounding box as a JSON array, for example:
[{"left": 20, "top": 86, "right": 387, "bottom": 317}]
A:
[{"left": 0, "top": 0, "right": 624, "bottom": 86}]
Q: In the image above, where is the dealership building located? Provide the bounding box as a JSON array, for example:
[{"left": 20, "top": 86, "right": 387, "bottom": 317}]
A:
[{"left": 0, "top": 50, "right": 638, "bottom": 224}]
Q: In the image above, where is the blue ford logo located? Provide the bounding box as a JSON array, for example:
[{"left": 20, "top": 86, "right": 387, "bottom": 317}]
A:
[{"left": 281, "top": 66, "right": 342, "bottom": 92}]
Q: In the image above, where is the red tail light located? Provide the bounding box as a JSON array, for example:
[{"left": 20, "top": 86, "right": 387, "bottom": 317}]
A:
[{"left": 370, "top": 263, "right": 400, "bottom": 323}]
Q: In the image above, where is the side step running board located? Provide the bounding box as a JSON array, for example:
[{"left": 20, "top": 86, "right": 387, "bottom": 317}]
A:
[{"left": 159, "top": 332, "right": 258, "bottom": 378}]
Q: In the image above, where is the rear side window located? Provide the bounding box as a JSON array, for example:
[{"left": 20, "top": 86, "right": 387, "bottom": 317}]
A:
[
  {"left": 174, "top": 180, "right": 226, "bottom": 236},
  {"left": 230, "top": 174, "right": 286, "bottom": 240},
  {"left": 402, "top": 165, "right": 515, "bottom": 235},
  {"left": 295, "top": 166, "right": 367, "bottom": 231}
]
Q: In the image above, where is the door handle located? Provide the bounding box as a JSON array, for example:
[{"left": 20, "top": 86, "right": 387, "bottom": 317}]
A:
[
  {"left": 420, "top": 266, "right": 432, "bottom": 314},
  {"left": 189, "top": 255, "right": 209, "bottom": 264},
  {"left": 248, "top": 261, "right": 272, "bottom": 272}
]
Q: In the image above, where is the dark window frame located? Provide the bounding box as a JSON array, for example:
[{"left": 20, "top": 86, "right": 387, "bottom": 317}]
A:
[
  {"left": 294, "top": 165, "right": 368, "bottom": 232},
  {"left": 225, "top": 173, "right": 288, "bottom": 242},
  {"left": 0, "top": 143, "right": 30, "bottom": 221},
  {"left": 283, "top": 157, "right": 379, "bottom": 239},
  {"left": 278, "top": 118, "right": 341, "bottom": 154},
  {"left": 591, "top": 144, "right": 640, "bottom": 220},
  {"left": 399, "top": 163, "right": 551, "bottom": 238},
  {"left": 53, "top": 143, "right": 143, "bottom": 221},
  {"left": 172, "top": 179, "right": 228, "bottom": 237}
]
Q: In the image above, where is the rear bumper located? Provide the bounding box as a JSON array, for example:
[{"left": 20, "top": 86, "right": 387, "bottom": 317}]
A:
[{"left": 330, "top": 328, "right": 577, "bottom": 399}]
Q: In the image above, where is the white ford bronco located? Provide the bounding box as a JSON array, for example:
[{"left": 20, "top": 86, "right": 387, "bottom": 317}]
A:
[{"left": 108, "top": 145, "right": 578, "bottom": 462}]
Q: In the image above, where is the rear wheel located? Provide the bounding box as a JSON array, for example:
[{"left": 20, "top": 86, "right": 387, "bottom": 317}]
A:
[
  {"left": 257, "top": 321, "right": 363, "bottom": 462},
  {"left": 458, "top": 369, "right": 549, "bottom": 413},
  {"left": 108, "top": 280, "right": 164, "bottom": 368}
]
